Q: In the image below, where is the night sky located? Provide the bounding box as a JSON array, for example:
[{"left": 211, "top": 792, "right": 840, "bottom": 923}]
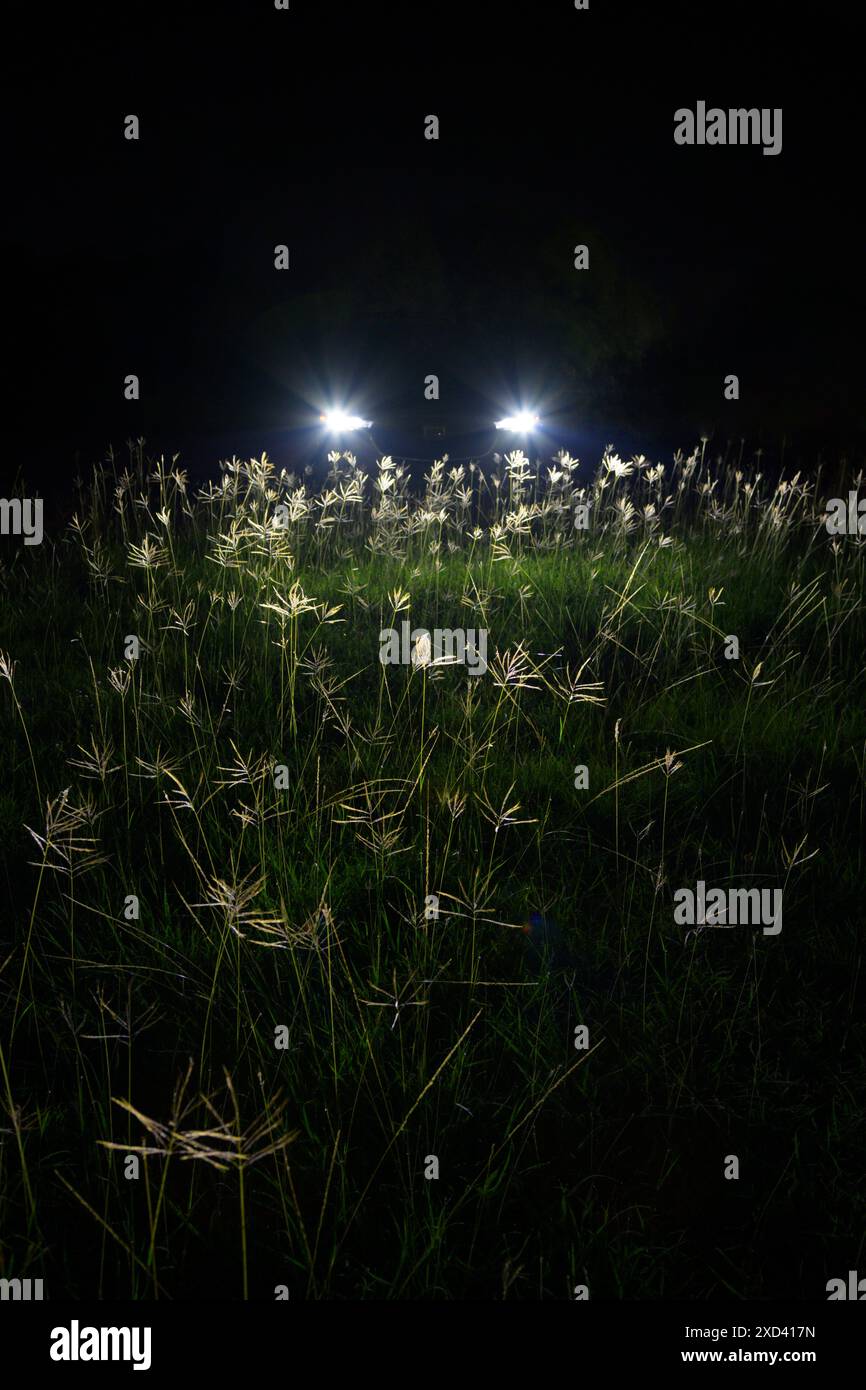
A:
[{"left": 5, "top": 1, "right": 864, "bottom": 497}]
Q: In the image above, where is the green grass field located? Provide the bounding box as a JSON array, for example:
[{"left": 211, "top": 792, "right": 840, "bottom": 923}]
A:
[{"left": 1, "top": 441, "right": 863, "bottom": 1299}]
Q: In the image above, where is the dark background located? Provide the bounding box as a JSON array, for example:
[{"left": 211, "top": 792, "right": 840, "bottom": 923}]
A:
[{"left": 3, "top": 0, "right": 864, "bottom": 498}]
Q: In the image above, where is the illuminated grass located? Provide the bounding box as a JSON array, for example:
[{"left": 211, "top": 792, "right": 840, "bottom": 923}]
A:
[{"left": 0, "top": 441, "right": 863, "bottom": 1298}]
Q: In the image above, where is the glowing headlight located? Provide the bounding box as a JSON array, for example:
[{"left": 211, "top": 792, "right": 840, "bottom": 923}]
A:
[
  {"left": 494, "top": 410, "right": 540, "bottom": 432},
  {"left": 320, "top": 409, "right": 372, "bottom": 432}
]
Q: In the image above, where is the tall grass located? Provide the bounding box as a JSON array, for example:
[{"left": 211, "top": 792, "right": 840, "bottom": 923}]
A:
[{"left": 0, "top": 440, "right": 863, "bottom": 1298}]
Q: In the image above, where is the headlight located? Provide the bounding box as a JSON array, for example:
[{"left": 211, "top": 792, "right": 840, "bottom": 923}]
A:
[
  {"left": 320, "top": 409, "right": 372, "bottom": 432},
  {"left": 494, "top": 410, "right": 540, "bottom": 432}
]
